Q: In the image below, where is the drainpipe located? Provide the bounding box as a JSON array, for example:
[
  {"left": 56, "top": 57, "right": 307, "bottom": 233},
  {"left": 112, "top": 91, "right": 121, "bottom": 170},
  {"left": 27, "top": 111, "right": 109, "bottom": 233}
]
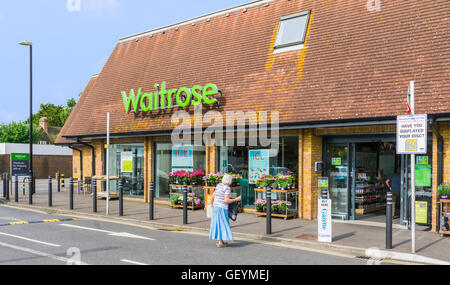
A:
[
  {"left": 431, "top": 118, "right": 444, "bottom": 185},
  {"left": 431, "top": 118, "right": 444, "bottom": 233},
  {"left": 69, "top": 145, "right": 83, "bottom": 185},
  {"left": 77, "top": 140, "right": 96, "bottom": 178}
]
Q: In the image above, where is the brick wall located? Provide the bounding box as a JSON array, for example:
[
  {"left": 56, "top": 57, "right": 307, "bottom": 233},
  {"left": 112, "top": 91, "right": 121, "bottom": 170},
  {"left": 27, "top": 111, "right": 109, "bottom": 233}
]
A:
[
  {"left": 1, "top": 154, "right": 71, "bottom": 179},
  {"left": 298, "top": 129, "right": 322, "bottom": 220},
  {"left": 0, "top": 155, "right": 10, "bottom": 176}
]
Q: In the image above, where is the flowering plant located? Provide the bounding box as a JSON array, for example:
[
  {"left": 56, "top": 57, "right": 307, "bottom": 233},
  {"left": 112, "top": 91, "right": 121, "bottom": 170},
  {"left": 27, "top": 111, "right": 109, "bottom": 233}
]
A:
[
  {"left": 187, "top": 192, "right": 202, "bottom": 206},
  {"left": 169, "top": 170, "right": 205, "bottom": 185},
  {"left": 254, "top": 199, "right": 267, "bottom": 212},
  {"left": 256, "top": 172, "right": 296, "bottom": 190},
  {"left": 272, "top": 200, "right": 293, "bottom": 214}
]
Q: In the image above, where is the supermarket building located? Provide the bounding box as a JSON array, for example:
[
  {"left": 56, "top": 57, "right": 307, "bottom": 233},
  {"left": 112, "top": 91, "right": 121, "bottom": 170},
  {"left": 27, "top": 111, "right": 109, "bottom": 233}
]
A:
[{"left": 56, "top": 0, "right": 450, "bottom": 232}]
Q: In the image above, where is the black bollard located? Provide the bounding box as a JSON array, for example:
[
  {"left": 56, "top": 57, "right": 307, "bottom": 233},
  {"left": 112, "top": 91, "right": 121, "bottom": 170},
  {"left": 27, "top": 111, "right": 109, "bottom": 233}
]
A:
[
  {"left": 119, "top": 179, "right": 124, "bottom": 217},
  {"left": 57, "top": 171, "right": 61, "bottom": 193},
  {"left": 32, "top": 175, "right": 36, "bottom": 195},
  {"left": 266, "top": 187, "right": 272, "bottom": 235},
  {"left": 5, "top": 174, "right": 9, "bottom": 201},
  {"left": 322, "top": 188, "right": 328, "bottom": 199},
  {"left": 69, "top": 178, "right": 74, "bottom": 210},
  {"left": 15, "top": 175, "right": 18, "bottom": 203},
  {"left": 183, "top": 184, "right": 188, "bottom": 225},
  {"left": 92, "top": 179, "right": 97, "bottom": 213},
  {"left": 149, "top": 181, "right": 155, "bottom": 220},
  {"left": 2, "top": 173, "right": 6, "bottom": 198},
  {"left": 48, "top": 176, "right": 53, "bottom": 207},
  {"left": 29, "top": 173, "right": 33, "bottom": 205},
  {"left": 386, "top": 191, "right": 393, "bottom": 249}
]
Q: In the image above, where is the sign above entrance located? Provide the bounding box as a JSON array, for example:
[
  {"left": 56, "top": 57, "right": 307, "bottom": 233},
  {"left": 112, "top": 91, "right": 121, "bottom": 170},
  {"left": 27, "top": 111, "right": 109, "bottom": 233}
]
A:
[
  {"left": 396, "top": 114, "right": 428, "bottom": 154},
  {"left": 121, "top": 82, "right": 219, "bottom": 113}
]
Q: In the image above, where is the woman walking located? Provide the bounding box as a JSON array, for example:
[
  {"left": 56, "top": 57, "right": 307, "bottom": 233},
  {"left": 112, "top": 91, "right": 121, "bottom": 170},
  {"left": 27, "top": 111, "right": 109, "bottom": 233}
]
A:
[{"left": 209, "top": 174, "right": 241, "bottom": 248}]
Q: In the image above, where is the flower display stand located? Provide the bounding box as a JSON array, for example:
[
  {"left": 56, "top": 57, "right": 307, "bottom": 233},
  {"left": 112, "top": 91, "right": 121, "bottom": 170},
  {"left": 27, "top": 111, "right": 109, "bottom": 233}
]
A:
[
  {"left": 253, "top": 188, "right": 298, "bottom": 220},
  {"left": 169, "top": 184, "right": 204, "bottom": 211},
  {"left": 440, "top": 199, "right": 450, "bottom": 237}
]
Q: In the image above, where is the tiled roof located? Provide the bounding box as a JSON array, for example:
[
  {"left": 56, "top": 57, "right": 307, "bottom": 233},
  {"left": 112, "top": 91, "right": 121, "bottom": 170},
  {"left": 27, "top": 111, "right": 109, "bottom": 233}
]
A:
[
  {"left": 59, "top": 0, "right": 449, "bottom": 139},
  {"left": 55, "top": 75, "right": 98, "bottom": 144}
]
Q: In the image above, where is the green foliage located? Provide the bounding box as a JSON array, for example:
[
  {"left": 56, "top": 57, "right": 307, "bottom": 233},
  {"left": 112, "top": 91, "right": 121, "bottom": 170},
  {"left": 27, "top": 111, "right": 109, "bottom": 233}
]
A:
[
  {"left": 32, "top": 94, "right": 80, "bottom": 128},
  {"left": 0, "top": 121, "right": 44, "bottom": 144},
  {"left": 438, "top": 184, "right": 450, "bottom": 196}
]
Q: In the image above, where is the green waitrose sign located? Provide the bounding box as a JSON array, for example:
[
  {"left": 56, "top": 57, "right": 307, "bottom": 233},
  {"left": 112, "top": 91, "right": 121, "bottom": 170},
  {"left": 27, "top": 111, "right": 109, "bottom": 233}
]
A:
[{"left": 121, "top": 82, "right": 218, "bottom": 113}]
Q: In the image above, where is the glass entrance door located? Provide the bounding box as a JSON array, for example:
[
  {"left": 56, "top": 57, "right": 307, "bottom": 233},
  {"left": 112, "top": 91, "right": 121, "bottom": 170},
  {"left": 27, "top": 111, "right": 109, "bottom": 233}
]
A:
[{"left": 325, "top": 144, "right": 350, "bottom": 219}]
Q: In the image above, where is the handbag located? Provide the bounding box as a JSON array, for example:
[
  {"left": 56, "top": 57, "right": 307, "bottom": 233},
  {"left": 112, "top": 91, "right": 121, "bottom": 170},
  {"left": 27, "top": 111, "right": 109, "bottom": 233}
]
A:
[
  {"left": 228, "top": 201, "right": 240, "bottom": 222},
  {"left": 206, "top": 204, "right": 212, "bottom": 219}
]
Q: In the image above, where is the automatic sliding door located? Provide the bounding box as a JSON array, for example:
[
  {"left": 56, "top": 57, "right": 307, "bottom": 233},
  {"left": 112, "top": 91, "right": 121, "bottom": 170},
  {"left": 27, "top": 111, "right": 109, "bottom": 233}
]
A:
[{"left": 326, "top": 144, "right": 350, "bottom": 219}]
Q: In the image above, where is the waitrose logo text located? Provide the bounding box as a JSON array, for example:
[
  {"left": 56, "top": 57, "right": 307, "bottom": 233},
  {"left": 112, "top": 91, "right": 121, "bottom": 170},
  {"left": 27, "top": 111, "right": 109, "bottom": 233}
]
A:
[{"left": 121, "top": 82, "right": 218, "bottom": 113}]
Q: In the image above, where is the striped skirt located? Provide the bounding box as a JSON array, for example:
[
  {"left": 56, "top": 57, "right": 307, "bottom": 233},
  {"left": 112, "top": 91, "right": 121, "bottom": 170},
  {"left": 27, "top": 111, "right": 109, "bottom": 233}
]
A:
[{"left": 209, "top": 206, "right": 234, "bottom": 241}]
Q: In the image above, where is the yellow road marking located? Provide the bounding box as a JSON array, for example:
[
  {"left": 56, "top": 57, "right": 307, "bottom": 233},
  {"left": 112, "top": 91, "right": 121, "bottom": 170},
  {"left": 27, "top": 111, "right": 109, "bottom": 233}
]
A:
[{"left": 10, "top": 222, "right": 29, "bottom": 225}]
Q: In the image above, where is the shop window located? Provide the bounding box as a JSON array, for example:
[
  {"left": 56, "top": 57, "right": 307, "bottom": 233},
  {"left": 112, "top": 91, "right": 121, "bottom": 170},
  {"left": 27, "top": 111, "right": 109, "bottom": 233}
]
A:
[
  {"left": 154, "top": 142, "right": 206, "bottom": 200},
  {"left": 274, "top": 11, "right": 311, "bottom": 53},
  {"left": 217, "top": 137, "right": 299, "bottom": 207},
  {"left": 108, "top": 143, "right": 145, "bottom": 198}
]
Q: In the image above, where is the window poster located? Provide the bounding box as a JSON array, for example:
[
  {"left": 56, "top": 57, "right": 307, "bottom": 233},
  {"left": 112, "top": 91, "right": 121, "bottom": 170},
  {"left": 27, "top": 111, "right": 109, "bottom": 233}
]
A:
[
  {"left": 415, "top": 164, "right": 431, "bottom": 187},
  {"left": 332, "top": 158, "right": 341, "bottom": 166},
  {"left": 416, "top": 156, "right": 429, "bottom": 165},
  {"left": 172, "top": 145, "right": 194, "bottom": 172},
  {"left": 121, "top": 152, "right": 133, "bottom": 173},
  {"left": 249, "top": 150, "right": 270, "bottom": 184},
  {"left": 415, "top": 201, "right": 428, "bottom": 224}
]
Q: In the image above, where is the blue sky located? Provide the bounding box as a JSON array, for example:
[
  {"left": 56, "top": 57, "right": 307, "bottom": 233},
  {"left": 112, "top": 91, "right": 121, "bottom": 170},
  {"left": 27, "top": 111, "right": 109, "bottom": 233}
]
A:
[{"left": 0, "top": 0, "right": 247, "bottom": 124}]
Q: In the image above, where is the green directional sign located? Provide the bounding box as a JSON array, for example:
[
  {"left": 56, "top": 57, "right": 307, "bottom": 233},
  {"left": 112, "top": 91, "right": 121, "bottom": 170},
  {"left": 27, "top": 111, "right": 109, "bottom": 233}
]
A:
[
  {"left": 11, "top": 153, "right": 29, "bottom": 177},
  {"left": 12, "top": 153, "right": 29, "bottom": 161}
]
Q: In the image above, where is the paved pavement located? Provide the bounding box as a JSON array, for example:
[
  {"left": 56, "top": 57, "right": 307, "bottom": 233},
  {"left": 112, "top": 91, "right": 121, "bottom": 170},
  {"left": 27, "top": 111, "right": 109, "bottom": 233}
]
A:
[
  {"left": 1, "top": 179, "right": 449, "bottom": 264},
  {"left": 0, "top": 206, "right": 377, "bottom": 265}
]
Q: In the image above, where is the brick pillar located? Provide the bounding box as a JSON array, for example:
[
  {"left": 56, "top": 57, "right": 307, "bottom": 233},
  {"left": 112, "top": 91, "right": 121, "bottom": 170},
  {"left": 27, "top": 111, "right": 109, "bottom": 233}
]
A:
[
  {"left": 298, "top": 130, "right": 304, "bottom": 219},
  {"left": 301, "top": 129, "right": 322, "bottom": 220}
]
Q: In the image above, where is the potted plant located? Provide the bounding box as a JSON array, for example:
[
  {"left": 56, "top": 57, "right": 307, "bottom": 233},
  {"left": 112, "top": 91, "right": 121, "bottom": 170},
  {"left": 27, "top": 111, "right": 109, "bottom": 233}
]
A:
[
  {"left": 272, "top": 200, "right": 282, "bottom": 214},
  {"left": 170, "top": 194, "right": 180, "bottom": 206},
  {"left": 187, "top": 192, "right": 202, "bottom": 207},
  {"left": 231, "top": 173, "right": 242, "bottom": 187},
  {"left": 254, "top": 199, "right": 266, "bottom": 212},
  {"left": 438, "top": 184, "right": 450, "bottom": 200}
]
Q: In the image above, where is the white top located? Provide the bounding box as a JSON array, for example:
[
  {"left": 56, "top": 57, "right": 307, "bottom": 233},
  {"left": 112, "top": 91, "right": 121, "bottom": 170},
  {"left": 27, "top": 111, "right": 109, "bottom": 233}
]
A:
[{"left": 213, "top": 183, "right": 231, "bottom": 210}]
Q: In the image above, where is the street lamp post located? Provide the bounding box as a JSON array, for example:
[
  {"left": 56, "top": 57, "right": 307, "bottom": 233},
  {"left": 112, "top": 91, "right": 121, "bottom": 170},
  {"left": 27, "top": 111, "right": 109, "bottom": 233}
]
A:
[{"left": 19, "top": 41, "right": 34, "bottom": 201}]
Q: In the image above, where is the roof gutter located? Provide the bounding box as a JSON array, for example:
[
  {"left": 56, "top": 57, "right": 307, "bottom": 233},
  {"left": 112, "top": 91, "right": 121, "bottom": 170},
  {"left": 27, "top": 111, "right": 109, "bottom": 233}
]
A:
[{"left": 431, "top": 117, "right": 444, "bottom": 186}]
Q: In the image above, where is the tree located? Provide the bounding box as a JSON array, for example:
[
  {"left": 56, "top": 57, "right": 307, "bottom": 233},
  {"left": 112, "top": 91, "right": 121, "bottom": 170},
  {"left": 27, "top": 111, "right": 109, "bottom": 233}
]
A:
[
  {"left": 32, "top": 103, "right": 65, "bottom": 127},
  {"left": 32, "top": 92, "right": 81, "bottom": 128},
  {"left": 59, "top": 95, "right": 79, "bottom": 124},
  {"left": 0, "top": 121, "right": 44, "bottom": 144}
]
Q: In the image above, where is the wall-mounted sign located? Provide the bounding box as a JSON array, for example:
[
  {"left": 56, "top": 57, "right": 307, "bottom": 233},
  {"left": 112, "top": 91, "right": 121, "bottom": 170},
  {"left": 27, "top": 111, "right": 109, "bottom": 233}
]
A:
[
  {"left": 122, "top": 82, "right": 218, "bottom": 113},
  {"left": 11, "top": 153, "right": 29, "bottom": 177},
  {"left": 318, "top": 198, "right": 332, "bottom": 243},
  {"left": 121, "top": 152, "right": 133, "bottom": 173},
  {"left": 249, "top": 150, "right": 269, "bottom": 184},
  {"left": 396, "top": 114, "right": 428, "bottom": 154},
  {"left": 172, "top": 145, "right": 194, "bottom": 169}
]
